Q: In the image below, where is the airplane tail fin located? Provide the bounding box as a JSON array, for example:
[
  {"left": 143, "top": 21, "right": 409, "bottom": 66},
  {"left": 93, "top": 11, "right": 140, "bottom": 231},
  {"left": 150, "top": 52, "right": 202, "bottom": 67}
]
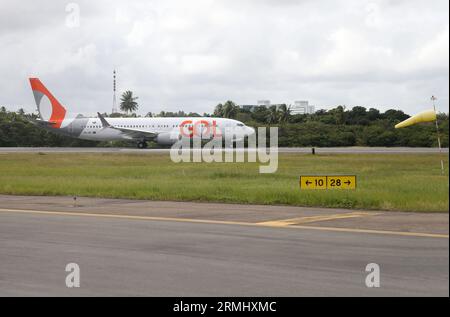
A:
[{"left": 29, "top": 78, "right": 67, "bottom": 128}]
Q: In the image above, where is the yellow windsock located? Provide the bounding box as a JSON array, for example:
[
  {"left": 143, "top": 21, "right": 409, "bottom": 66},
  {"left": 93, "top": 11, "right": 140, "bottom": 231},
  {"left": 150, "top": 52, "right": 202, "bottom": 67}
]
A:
[{"left": 395, "top": 109, "right": 436, "bottom": 129}]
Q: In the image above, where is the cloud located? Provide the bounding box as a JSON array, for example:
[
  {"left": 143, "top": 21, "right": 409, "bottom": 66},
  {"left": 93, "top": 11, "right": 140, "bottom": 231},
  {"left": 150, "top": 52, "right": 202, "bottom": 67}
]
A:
[{"left": 0, "top": 0, "right": 448, "bottom": 115}]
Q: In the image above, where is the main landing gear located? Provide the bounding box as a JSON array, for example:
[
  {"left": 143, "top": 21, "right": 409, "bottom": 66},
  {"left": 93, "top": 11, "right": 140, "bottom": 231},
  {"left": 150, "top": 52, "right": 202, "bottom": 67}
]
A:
[{"left": 137, "top": 141, "right": 148, "bottom": 149}]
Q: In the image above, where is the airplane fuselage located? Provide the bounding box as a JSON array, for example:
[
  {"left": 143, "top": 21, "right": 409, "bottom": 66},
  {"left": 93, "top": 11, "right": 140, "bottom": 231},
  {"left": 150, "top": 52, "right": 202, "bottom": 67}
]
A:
[{"left": 49, "top": 116, "right": 254, "bottom": 145}]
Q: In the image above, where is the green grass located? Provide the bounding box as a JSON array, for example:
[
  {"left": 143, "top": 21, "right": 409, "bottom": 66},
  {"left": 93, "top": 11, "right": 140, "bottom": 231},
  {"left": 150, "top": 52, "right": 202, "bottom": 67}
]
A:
[{"left": 0, "top": 152, "right": 448, "bottom": 212}]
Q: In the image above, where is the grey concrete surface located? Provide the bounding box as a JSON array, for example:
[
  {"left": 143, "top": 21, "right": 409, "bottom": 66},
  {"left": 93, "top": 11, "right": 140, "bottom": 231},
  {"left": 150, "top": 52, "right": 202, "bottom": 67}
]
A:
[
  {"left": 0, "top": 195, "right": 448, "bottom": 296},
  {"left": 0, "top": 195, "right": 448, "bottom": 235},
  {"left": 0, "top": 210, "right": 448, "bottom": 296},
  {"left": 0, "top": 147, "right": 448, "bottom": 154}
]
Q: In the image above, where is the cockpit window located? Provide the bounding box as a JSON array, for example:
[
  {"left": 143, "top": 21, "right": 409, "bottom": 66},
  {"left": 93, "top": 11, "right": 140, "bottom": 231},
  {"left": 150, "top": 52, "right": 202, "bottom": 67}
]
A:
[{"left": 237, "top": 123, "right": 244, "bottom": 127}]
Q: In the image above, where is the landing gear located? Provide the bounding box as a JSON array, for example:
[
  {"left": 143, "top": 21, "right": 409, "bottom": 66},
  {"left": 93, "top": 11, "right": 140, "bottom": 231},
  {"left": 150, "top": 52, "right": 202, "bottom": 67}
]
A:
[{"left": 137, "top": 141, "right": 148, "bottom": 149}]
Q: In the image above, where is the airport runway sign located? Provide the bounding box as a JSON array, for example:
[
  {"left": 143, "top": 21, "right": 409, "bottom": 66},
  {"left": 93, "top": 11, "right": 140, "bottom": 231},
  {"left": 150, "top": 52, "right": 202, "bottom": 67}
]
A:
[{"left": 300, "top": 175, "right": 357, "bottom": 190}]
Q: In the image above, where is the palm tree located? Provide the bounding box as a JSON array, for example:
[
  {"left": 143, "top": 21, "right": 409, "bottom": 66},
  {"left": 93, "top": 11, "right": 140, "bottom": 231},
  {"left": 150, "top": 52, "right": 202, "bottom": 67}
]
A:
[
  {"left": 278, "top": 104, "right": 291, "bottom": 123},
  {"left": 223, "top": 101, "right": 238, "bottom": 119},
  {"left": 120, "top": 91, "right": 139, "bottom": 114},
  {"left": 267, "top": 106, "right": 279, "bottom": 124}
]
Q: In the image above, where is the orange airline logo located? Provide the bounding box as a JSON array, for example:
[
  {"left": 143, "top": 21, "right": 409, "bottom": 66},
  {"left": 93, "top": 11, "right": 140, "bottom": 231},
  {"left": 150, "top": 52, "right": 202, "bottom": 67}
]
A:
[
  {"left": 180, "top": 120, "right": 222, "bottom": 138},
  {"left": 29, "top": 78, "right": 66, "bottom": 128}
]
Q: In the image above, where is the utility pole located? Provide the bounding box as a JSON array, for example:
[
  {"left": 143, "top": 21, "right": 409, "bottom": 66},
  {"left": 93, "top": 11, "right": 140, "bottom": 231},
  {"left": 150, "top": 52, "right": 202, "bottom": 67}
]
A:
[{"left": 431, "top": 96, "right": 444, "bottom": 175}]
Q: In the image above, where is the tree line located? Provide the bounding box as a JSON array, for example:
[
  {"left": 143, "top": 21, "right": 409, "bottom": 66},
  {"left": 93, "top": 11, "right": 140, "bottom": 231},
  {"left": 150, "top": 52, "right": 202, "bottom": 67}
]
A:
[
  {"left": 0, "top": 102, "right": 448, "bottom": 148},
  {"left": 211, "top": 101, "right": 448, "bottom": 147}
]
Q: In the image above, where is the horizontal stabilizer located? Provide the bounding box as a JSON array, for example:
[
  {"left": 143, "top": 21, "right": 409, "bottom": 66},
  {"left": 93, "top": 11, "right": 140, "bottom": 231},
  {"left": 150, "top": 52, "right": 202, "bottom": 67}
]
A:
[{"left": 27, "top": 118, "right": 57, "bottom": 127}]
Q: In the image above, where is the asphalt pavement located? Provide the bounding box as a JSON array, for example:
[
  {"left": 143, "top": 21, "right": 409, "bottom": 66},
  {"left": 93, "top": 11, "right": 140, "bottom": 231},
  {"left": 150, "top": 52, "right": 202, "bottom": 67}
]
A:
[{"left": 0, "top": 195, "right": 448, "bottom": 296}]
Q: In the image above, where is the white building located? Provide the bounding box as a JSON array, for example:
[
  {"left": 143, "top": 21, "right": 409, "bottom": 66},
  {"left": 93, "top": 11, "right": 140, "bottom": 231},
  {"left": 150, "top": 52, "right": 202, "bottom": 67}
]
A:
[
  {"left": 240, "top": 100, "right": 316, "bottom": 114},
  {"left": 241, "top": 100, "right": 271, "bottom": 112},
  {"left": 291, "top": 100, "right": 315, "bottom": 115},
  {"left": 257, "top": 100, "right": 271, "bottom": 107}
]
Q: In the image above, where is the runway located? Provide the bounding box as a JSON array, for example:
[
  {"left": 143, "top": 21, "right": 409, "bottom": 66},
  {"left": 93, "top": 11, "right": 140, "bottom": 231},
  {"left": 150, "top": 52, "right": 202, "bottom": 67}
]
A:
[
  {"left": 0, "top": 195, "right": 448, "bottom": 296},
  {"left": 0, "top": 147, "right": 447, "bottom": 154}
]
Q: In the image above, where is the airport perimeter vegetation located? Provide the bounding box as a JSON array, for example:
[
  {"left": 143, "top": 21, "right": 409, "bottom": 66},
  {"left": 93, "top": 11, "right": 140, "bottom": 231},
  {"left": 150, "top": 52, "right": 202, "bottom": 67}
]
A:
[
  {"left": 0, "top": 152, "right": 448, "bottom": 213},
  {"left": 0, "top": 106, "right": 448, "bottom": 148}
]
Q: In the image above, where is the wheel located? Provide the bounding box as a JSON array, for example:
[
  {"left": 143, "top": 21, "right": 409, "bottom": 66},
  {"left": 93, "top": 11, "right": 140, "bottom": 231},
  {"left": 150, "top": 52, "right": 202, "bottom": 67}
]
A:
[{"left": 137, "top": 141, "right": 147, "bottom": 149}]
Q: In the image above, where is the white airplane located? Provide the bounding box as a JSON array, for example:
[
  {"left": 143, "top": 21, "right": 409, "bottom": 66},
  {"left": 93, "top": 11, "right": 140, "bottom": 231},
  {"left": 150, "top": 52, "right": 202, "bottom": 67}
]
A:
[{"left": 29, "top": 78, "right": 255, "bottom": 148}]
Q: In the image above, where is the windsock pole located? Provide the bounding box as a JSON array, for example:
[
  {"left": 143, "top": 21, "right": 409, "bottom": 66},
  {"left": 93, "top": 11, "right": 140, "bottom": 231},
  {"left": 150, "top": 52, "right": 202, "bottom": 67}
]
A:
[{"left": 431, "top": 96, "right": 444, "bottom": 175}]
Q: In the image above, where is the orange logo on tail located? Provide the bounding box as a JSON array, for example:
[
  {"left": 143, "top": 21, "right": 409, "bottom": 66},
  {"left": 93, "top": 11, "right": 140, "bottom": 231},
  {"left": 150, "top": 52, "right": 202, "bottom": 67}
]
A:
[{"left": 29, "top": 78, "right": 66, "bottom": 128}]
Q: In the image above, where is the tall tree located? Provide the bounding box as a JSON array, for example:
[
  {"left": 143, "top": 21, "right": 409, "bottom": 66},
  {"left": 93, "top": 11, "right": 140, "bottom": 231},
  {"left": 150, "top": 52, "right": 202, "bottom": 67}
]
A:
[
  {"left": 213, "top": 103, "right": 224, "bottom": 117},
  {"left": 120, "top": 91, "right": 139, "bottom": 114},
  {"left": 367, "top": 108, "right": 381, "bottom": 121},
  {"left": 278, "top": 104, "right": 291, "bottom": 123},
  {"left": 223, "top": 101, "right": 238, "bottom": 119},
  {"left": 267, "top": 106, "right": 279, "bottom": 124},
  {"left": 334, "top": 105, "right": 345, "bottom": 125}
]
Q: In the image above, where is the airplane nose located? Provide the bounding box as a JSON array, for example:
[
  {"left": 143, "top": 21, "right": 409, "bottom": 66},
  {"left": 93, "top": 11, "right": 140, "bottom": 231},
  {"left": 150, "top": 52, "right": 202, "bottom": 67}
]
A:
[{"left": 247, "top": 126, "right": 255, "bottom": 135}]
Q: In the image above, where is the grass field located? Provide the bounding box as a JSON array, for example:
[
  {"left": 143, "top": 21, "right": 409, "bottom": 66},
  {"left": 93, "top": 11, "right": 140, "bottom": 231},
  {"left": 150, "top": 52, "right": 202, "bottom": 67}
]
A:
[{"left": 0, "top": 152, "right": 448, "bottom": 212}]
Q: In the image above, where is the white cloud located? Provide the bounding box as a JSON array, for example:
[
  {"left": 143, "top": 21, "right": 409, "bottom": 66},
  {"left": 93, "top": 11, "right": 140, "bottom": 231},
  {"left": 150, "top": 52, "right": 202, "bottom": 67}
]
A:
[
  {"left": 409, "top": 26, "right": 450, "bottom": 71},
  {"left": 0, "top": 0, "right": 448, "bottom": 115},
  {"left": 320, "top": 28, "right": 394, "bottom": 76}
]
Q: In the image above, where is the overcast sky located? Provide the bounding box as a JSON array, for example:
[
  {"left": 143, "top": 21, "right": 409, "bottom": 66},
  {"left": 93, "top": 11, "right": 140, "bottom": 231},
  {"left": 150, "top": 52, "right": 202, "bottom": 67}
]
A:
[{"left": 0, "top": 0, "right": 448, "bottom": 115}]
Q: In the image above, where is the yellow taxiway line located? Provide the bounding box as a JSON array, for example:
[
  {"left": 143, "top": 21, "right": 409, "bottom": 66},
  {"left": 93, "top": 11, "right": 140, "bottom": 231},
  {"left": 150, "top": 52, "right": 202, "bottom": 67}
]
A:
[
  {"left": 0, "top": 208, "right": 447, "bottom": 239},
  {"left": 258, "top": 211, "right": 381, "bottom": 226}
]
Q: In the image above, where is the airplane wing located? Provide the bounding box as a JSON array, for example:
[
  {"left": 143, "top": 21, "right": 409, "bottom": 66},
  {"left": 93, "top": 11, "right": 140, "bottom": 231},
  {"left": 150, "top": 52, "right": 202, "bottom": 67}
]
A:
[
  {"left": 97, "top": 112, "right": 158, "bottom": 140},
  {"left": 26, "top": 117, "right": 57, "bottom": 128}
]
